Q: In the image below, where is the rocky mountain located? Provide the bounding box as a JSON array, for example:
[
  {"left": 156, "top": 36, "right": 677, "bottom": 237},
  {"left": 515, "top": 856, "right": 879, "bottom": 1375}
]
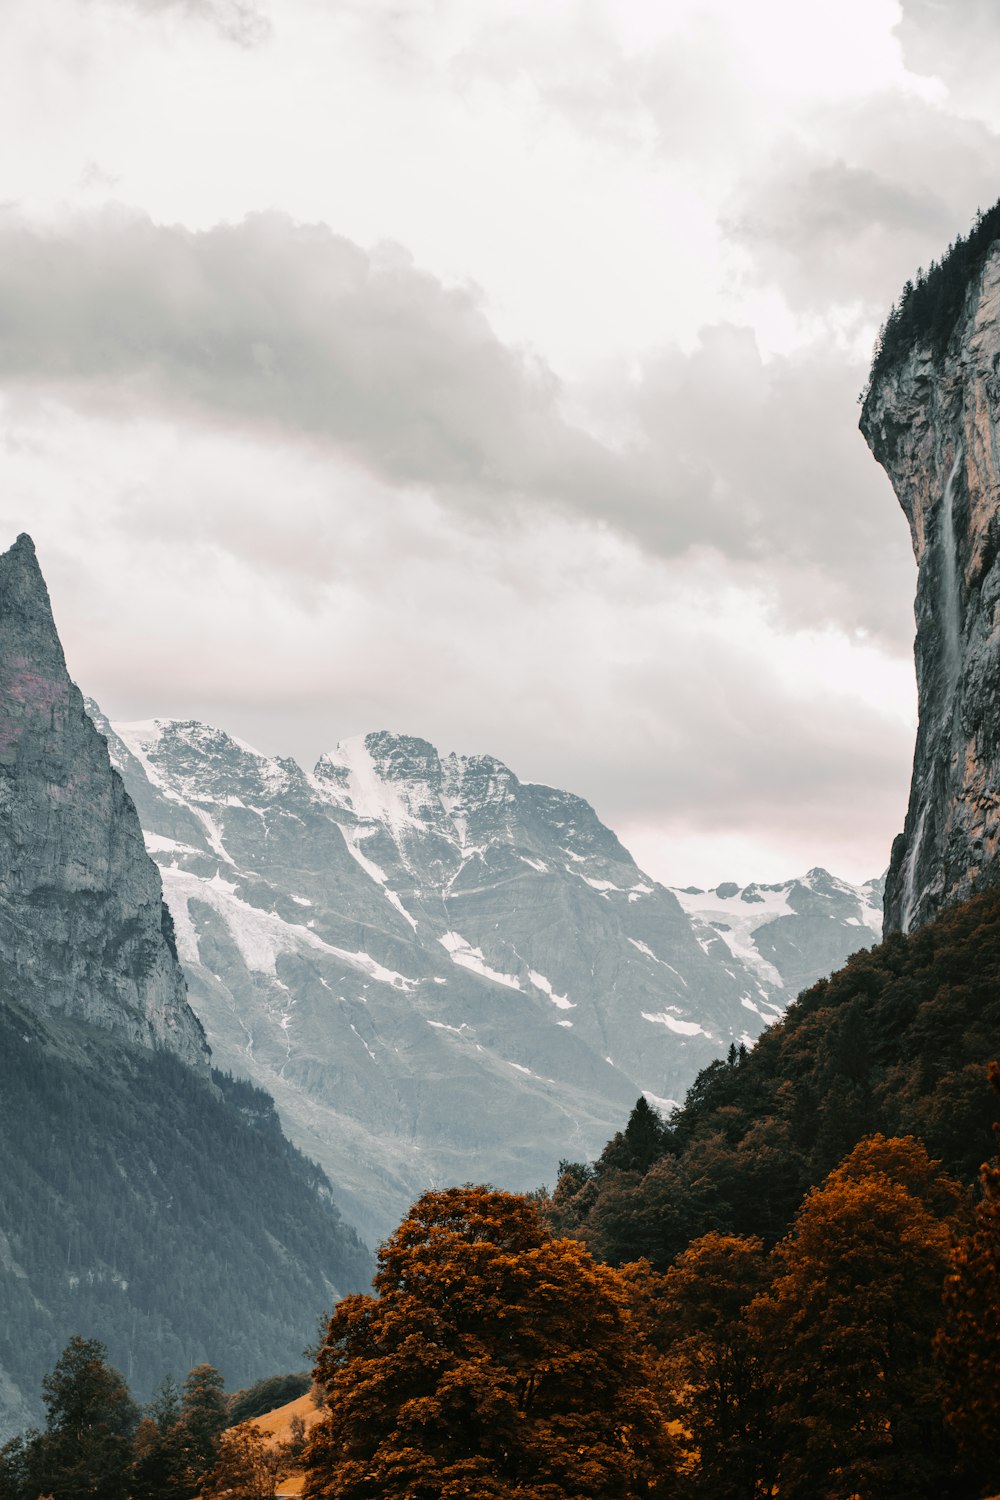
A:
[
  {"left": 673, "top": 869, "right": 884, "bottom": 1007},
  {"left": 862, "top": 219, "right": 1000, "bottom": 932},
  {"left": 0, "top": 535, "right": 207, "bottom": 1068},
  {"left": 0, "top": 535, "right": 371, "bottom": 1441},
  {"left": 90, "top": 710, "right": 883, "bottom": 1242}
]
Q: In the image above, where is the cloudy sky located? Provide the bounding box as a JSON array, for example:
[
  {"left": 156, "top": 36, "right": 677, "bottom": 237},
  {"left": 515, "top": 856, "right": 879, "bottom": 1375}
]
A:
[{"left": 2, "top": 0, "right": 998, "bottom": 887}]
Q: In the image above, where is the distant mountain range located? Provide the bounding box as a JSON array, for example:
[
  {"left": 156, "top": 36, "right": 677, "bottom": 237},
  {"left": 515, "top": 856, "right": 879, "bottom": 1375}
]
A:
[{"left": 89, "top": 708, "right": 884, "bottom": 1242}]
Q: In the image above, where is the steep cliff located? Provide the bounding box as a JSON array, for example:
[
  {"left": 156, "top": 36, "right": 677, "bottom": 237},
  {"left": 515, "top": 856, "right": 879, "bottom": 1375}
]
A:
[
  {"left": 861, "top": 234, "right": 1000, "bottom": 931},
  {"left": 0, "top": 535, "right": 372, "bottom": 1439},
  {"left": 0, "top": 535, "right": 208, "bottom": 1066}
]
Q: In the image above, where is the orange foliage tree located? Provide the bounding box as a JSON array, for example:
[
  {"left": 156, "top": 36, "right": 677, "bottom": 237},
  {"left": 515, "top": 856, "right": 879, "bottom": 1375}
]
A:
[
  {"left": 651, "top": 1233, "right": 773, "bottom": 1499},
  {"left": 304, "top": 1185, "right": 676, "bottom": 1499},
  {"left": 751, "top": 1135, "right": 965, "bottom": 1500}
]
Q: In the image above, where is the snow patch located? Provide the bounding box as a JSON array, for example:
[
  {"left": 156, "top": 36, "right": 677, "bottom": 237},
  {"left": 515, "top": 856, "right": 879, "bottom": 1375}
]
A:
[
  {"left": 159, "top": 865, "right": 418, "bottom": 989},
  {"left": 438, "top": 931, "right": 521, "bottom": 990},
  {"left": 641, "top": 1011, "right": 709, "bottom": 1037},
  {"left": 527, "top": 969, "right": 575, "bottom": 1010},
  {"left": 142, "top": 831, "right": 202, "bottom": 858},
  {"left": 643, "top": 1089, "right": 679, "bottom": 1114},
  {"left": 338, "top": 826, "right": 419, "bottom": 930},
  {"left": 319, "top": 735, "right": 419, "bottom": 835}
]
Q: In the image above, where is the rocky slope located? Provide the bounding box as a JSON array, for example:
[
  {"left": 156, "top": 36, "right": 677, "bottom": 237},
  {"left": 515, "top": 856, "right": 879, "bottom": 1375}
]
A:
[
  {"left": 91, "top": 710, "right": 883, "bottom": 1241},
  {"left": 0, "top": 534, "right": 371, "bottom": 1440},
  {"left": 862, "top": 234, "right": 1000, "bottom": 931},
  {"left": 0, "top": 535, "right": 207, "bottom": 1067}
]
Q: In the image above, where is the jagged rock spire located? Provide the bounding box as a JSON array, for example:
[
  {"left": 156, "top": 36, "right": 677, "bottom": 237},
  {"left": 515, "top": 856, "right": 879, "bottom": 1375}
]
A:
[{"left": 0, "top": 533, "right": 209, "bottom": 1067}]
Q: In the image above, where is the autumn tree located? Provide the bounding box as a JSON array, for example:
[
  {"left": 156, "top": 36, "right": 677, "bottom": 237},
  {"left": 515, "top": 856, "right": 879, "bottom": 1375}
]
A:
[
  {"left": 201, "top": 1422, "right": 284, "bottom": 1500},
  {"left": 304, "top": 1185, "right": 676, "bottom": 1499},
  {"left": 935, "top": 1063, "right": 1000, "bottom": 1492},
  {"left": 652, "top": 1233, "right": 773, "bottom": 1499},
  {"left": 752, "top": 1136, "right": 965, "bottom": 1499}
]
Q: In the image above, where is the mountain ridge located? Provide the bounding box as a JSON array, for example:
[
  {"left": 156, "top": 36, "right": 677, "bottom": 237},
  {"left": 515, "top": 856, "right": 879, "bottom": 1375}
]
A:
[{"left": 89, "top": 706, "right": 883, "bottom": 1242}]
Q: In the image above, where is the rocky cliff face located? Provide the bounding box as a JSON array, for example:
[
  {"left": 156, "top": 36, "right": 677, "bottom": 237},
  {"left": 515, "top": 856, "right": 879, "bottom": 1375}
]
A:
[
  {"left": 862, "top": 241, "right": 1000, "bottom": 931},
  {"left": 0, "top": 535, "right": 208, "bottom": 1067},
  {"left": 90, "top": 709, "right": 882, "bottom": 1241}
]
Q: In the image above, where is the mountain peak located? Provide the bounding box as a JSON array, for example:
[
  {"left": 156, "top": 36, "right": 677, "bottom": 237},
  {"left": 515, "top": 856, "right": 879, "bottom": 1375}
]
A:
[{"left": 0, "top": 546, "right": 208, "bottom": 1067}]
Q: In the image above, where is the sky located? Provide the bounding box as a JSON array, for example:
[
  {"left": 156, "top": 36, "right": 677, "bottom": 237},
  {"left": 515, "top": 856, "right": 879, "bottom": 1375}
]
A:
[{"left": 2, "top": 0, "right": 999, "bottom": 888}]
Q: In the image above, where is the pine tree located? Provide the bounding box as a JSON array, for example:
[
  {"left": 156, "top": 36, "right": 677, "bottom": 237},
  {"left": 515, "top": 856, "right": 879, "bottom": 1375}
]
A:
[
  {"left": 177, "top": 1362, "right": 227, "bottom": 1488},
  {"left": 935, "top": 1063, "right": 1000, "bottom": 1492},
  {"left": 28, "top": 1335, "right": 138, "bottom": 1500}
]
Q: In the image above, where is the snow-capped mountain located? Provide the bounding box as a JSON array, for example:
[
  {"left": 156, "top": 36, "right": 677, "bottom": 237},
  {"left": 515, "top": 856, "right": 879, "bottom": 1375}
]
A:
[
  {"left": 673, "top": 870, "right": 884, "bottom": 1021},
  {"left": 88, "top": 706, "right": 882, "bottom": 1241}
]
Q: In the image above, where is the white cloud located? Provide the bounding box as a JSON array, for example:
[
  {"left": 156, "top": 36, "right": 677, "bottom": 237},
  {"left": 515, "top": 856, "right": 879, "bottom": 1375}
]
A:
[{"left": 0, "top": 0, "right": 987, "bottom": 884}]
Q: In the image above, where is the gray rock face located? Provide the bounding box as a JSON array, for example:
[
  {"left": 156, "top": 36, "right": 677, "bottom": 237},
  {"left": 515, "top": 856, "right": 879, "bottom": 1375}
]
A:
[
  {"left": 91, "top": 709, "right": 883, "bottom": 1241},
  {"left": 861, "top": 243, "right": 1000, "bottom": 931},
  {"left": 0, "top": 537, "right": 208, "bottom": 1068}
]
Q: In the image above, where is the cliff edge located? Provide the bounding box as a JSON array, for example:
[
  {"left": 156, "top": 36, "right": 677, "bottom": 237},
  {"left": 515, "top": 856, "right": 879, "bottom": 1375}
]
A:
[{"left": 861, "top": 231, "right": 1000, "bottom": 931}]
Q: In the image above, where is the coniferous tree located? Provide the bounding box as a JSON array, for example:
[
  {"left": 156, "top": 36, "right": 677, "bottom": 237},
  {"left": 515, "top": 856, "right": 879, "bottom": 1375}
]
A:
[
  {"left": 27, "top": 1335, "right": 138, "bottom": 1500},
  {"left": 177, "top": 1362, "right": 228, "bottom": 1488},
  {"left": 935, "top": 1064, "right": 1000, "bottom": 1493}
]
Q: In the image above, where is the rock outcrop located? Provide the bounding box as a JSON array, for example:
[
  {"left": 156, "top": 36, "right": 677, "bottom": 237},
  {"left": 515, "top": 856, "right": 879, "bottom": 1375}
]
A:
[
  {"left": 862, "top": 240, "right": 1000, "bottom": 931},
  {"left": 0, "top": 534, "right": 208, "bottom": 1067}
]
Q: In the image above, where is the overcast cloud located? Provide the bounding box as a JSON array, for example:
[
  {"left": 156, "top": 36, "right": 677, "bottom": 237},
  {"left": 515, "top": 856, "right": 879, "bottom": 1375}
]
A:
[{"left": 0, "top": 0, "right": 994, "bottom": 886}]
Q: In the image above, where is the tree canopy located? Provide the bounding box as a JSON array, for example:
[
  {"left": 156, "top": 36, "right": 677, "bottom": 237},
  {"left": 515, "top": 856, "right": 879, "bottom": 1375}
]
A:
[{"left": 304, "top": 1185, "right": 676, "bottom": 1499}]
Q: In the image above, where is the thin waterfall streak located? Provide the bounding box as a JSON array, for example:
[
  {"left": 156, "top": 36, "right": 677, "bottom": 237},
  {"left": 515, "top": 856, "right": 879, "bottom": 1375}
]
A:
[
  {"left": 940, "top": 446, "right": 963, "bottom": 700},
  {"left": 901, "top": 804, "right": 928, "bottom": 934}
]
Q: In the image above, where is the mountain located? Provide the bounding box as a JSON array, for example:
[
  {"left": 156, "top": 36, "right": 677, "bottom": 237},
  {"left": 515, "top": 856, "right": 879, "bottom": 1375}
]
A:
[
  {"left": 88, "top": 710, "right": 883, "bottom": 1242},
  {"left": 0, "top": 536, "right": 371, "bottom": 1440},
  {"left": 0, "top": 535, "right": 207, "bottom": 1068},
  {"left": 861, "top": 213, "right": 1000, "bottom": 932}
]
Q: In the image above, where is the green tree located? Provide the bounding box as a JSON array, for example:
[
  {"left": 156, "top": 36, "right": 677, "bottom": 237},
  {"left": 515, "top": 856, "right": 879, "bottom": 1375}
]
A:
[
  {"left": 597, "top": 1098, "right": 670, "bottom": 1175},
  {"left": 751, "top": 1137, "right": 964, "bottom": 1499},
  {"left": 935, "top": 1063, "right": 1000, "bottom": 1492},
  {"left": 131, "top": 1375, "right": 189, "bottom": 1500},
  {"left": 177, "top": 1362, "right": 227, "bottom": 1487},
  {"left": 304, "top": 1185, "right": 676, "bottom": 1499},
  {"left": 29, "top": 1335, "right": 138, "bottom": 1500}
]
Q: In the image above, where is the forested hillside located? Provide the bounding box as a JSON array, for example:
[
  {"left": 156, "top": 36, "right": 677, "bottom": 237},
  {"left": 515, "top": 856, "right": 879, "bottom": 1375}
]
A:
[
  {"left": 546, "top": 885, "right": 1000, "bottom": 1268},
  {"left": 0, "top": 991, "right": 372, "bottom": 1430}
]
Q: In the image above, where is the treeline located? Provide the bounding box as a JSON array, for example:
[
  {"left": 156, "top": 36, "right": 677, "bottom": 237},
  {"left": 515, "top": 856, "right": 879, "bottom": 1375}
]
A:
[
  {"left": 866, "top": 197, "right": 1000, "bottom": 392},
  {"left": 3, "top": 1149, "right": 996, "bottom": 1498},
  {"left": 546, "top": 885, "right": 1000, "bottom": 1269},
  {"left": 0, "top": 995, "right": 371, "bottom": 1415},
  {"left": 302, "top": 1154, "right": 998, "bottom": 1499},
  {"left": 0, "top": 1340, "right": 312, "bottom": 1500},
  {"left": 250, "top": 881, "right": 1000, "bottom": 1498}
]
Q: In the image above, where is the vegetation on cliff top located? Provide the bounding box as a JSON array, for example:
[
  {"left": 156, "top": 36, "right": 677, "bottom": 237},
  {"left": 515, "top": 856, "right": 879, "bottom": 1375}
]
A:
[{"left": 866, "top": 197, "right": 1000, "bottom": 395}]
